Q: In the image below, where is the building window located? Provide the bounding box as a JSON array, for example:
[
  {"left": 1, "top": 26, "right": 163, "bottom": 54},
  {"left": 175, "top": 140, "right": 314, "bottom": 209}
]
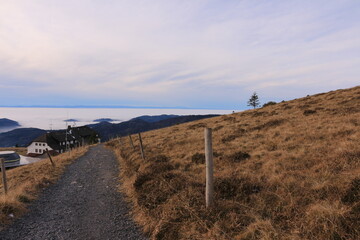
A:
[
  {"left": 35, "top": 149, "right": 38, "bottom": 153},
  {"left": 35, "top": 143, "right": 38, "bottom": 146},
  {"left": 39, "top": 149, "right": 42, "bottom": 154}
]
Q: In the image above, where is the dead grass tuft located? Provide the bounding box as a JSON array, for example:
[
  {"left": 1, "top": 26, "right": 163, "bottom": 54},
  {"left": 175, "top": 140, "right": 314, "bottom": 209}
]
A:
[
  {"left": 215, "top": 177, "right": 262, "bottom": 201},
  {"left": 303, "top": 109, "right": 317, "bottom": 115},
  {"left": 302, "top": 201, "right": 349, "bottom": 239},
  {"left": 188, "top": 123, "right": 207, "bottom": 130},
  {"left": 342, "top": 178, "right": 360, "bottom": 204},
  {"left": 221, "top": 128, "right": 246, "bottom": 143},
  {"left": 237, "top": 219, "right": 279, "bottom": 240},
  {"left": 149, "top": 154, "right": 170, "bottom": 163},
  {"left": 251, "top": 119, "right": 286, "bottom": 131},
  {"left": 191, "top": 153, "right": 205, "bottom": 164},
  {"left": 228, "top": 151, "right": 251, "bottom": 163}
]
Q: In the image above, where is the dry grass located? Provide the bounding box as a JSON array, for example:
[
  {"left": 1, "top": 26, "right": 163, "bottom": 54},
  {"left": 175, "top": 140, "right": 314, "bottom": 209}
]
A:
[
  {"left": 0, "top": 147, "right": 27, "bottom": 156},
  {"left": 107, "top": 86, "right": 360, "bottom": 239},
  {"left": 0, "top": 146, "right": 88, "bottom": 228}
]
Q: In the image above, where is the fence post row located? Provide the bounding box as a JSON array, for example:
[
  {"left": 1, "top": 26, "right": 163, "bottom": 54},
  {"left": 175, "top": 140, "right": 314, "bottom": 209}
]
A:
[
  {"left": 128, "top": 135, "right": 135, "bottom": 150},
  {"left": 0, "top": 158, "right": 8, "bottom": 195},
  {"left": 138, "top": 133, "right": 145, "bottom": 161},
  {"left": 205, "top": 128, "right": 214, "bottom": 208}
]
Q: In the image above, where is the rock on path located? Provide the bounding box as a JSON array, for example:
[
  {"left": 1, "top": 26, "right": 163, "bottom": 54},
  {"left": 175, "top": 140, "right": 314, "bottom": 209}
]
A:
[{"left": 0, "top": 144, "right": 147, "bottom": 240}]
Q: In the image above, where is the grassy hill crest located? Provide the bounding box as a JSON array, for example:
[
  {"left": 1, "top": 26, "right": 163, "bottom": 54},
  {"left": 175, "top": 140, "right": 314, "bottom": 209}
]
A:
[{"left": 108, "top": 86, "right": 360, "bottom": 239}]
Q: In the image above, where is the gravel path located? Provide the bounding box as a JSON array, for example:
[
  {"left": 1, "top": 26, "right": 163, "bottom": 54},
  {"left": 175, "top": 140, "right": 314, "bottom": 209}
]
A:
[{"left": 0, "top": 144, "right": 148, "bottom": 240}]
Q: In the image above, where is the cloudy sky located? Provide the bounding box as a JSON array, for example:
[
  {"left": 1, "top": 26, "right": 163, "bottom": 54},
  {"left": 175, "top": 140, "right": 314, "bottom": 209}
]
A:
[{"left": 0, "top": 0, "right": 359, "bottom": 109}]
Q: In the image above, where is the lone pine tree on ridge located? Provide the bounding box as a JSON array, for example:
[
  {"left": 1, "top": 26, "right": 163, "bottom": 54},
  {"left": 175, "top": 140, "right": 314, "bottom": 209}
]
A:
[{"left": 247, "top": 92, "right": 260, "bottom": 109}]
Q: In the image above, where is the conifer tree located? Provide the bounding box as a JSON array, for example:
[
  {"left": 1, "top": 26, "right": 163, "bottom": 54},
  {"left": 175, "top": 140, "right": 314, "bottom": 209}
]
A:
[{"left": 247, "top": 92, "right": 260, "bottom": 109}]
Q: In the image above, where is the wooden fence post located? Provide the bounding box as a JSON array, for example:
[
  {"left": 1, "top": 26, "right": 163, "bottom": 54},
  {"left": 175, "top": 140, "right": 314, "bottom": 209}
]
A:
[
  {"left": 46, "top": 150, "right": 56, "bottom": 167},
  {"left": 138, "top": 133, "right": 145, "bottom": 160},
  {"left": 0, "top": 158, "right": 8, "bottom": 194},
  {"left": 128, "top": 135, "right": 135, "bottom": 150},
  {"left": 205, "top": 128, "right": 214, "bottom": 208}
]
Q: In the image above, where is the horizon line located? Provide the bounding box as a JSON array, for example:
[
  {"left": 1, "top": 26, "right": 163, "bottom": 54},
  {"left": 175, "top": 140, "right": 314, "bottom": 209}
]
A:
[{"left": 0, "top": 105, "right": 235, "bottom": 111}]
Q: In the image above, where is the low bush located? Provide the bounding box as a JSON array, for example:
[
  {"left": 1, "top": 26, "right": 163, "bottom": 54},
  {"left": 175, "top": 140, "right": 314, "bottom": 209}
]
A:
[
  {"left": 263, "top": 101, "right": 277, "bottom": 107},
  {"left": 191, "top": 153, "right": 205, "bottom": 164},
  {"left": 229, "top": 151, "right": 251, "bottom": 162}
]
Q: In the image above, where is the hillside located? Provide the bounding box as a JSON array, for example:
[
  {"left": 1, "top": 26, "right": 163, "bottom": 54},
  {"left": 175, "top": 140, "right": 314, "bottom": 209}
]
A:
[
  {"left": 0, "top": 118, "right": 20, "bottom": 128},
  {"left": 132, "top": 114, "right": 179, "bottom": 123},
  {"left": 0, "top": 128, "right": 46, "bottom": 147},
  {"left": 0, "top": 118, "right": 20, "bottom": 133},
  {"left": 107, "top": 86, "right": 360, "bottom": 239},
  {"left": 90, "top": 114, "right": 219, "bottom": 141}
]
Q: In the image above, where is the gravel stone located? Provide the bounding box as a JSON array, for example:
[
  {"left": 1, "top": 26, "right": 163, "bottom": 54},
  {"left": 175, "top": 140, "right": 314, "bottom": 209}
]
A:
[{"left": 0, "top": 144, "right": 148, "bottom": 240}]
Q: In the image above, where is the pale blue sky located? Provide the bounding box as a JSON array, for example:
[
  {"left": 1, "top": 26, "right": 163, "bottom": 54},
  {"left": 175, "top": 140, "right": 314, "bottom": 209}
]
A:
[{"left": 0, "top": 0, "right": 359, "bottom": 109}]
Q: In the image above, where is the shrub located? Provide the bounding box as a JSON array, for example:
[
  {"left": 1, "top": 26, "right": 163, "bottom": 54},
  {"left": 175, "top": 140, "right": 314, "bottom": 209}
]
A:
[
  {"left": 191, "top": 153, "right": 205, "bottom": 164},
  {"left": 150, "top": 154, "right": 169, "bottom": 163},
  {"left": 303, "top": 109, "right": 317, "bottom": 115},
  {"left": 215, "top": 177, "right": 262, "bottom": 200},
  {"left": 17, "top": 195, "right": 31, "bottom": 203},
  {"left": 342, "top": 178, "right": 360, "bottom": 204},
  {"left": 263, "top": 101, "right": 277, "bottom": 107},
  {"left": 229, "top": 151, "right": 251, "bottom": 162},
  {"left": 252, "top": 119, "right": 286, "bottom": 131},
  {"left": 187, "top": 123, "right": 206, "bottom": 130}
]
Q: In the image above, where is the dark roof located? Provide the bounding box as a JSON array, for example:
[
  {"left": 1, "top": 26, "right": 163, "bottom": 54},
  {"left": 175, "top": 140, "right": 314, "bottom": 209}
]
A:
[
  {"left": 72, "top": 126, "right": 98, "bottom": 137},
  {"left": 30, "top": 126, "right": 98, "bottom": 150},
  {"left": 32, "top": 133, "right": 61, "bottom": 150},
  {"left": 50, "top": 130, "right": 77, "bottom": 142},
  {"left": 46, "top": 133, "right": 61, "bottom": 150},
  {"left": 33, "top": 134, "right": 48, "bottom": 143}
]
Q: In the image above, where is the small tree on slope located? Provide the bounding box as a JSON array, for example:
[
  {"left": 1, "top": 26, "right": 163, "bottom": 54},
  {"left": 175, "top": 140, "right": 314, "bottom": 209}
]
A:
[{"left": 248, "top": 92, "right": 260, "bottom": 109}]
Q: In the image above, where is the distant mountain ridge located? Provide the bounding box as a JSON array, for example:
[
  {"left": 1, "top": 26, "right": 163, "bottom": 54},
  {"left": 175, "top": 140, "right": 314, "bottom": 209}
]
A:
[
  {"left": 131, "top": 114, "right": 179, "bottom": 123},
  {"left": 0, "top": 128, "right": 46, "bottom": 147},
  {"left": 93, "top": 118, "right": 118, "bottom": 122},
  {"left": 89, "top": 114, "right": 219, "bottom": 141},
  {"left": 0, "top": 118, "right": 20, "bottom": 128},
  {"left": 0, "top": 114, "right": 220, "bottom": 147}
]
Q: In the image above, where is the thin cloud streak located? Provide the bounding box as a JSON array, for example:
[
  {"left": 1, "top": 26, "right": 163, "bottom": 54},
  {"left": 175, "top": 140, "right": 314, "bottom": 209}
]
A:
[{"left": 0, "top": 0, "right": 359, "bottom": 109}]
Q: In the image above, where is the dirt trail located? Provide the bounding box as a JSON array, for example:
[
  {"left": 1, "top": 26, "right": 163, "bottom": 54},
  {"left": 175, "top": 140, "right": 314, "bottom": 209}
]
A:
[{"left": 0, "top": 144, "right": 147, "bottom": 240}]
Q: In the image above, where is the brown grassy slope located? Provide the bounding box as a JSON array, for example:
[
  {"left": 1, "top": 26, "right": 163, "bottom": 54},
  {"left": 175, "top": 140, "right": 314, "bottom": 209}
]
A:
[
  {"left": 0, "top": 147, "right": 88, "bottom": 228},
  {"left": 107, "top": 86, "right": 360, "bottom": 240}
]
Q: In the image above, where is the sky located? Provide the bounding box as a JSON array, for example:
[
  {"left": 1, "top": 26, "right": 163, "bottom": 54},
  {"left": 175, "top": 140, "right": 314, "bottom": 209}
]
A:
[{"left": 0, "top": 0, "right": 359, "bottom": 110}]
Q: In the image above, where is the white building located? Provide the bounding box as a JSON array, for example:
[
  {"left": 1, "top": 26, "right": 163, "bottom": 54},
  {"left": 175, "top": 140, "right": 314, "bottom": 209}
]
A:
[
  {"left": 27, "top": 139, "right": 52, "bottom": 155},
  {"left": 27, "top": 132, "right": 72, "bottom": 156},
  {"left": 27, "top": 126, "right": 99, "bottom": 156}
]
